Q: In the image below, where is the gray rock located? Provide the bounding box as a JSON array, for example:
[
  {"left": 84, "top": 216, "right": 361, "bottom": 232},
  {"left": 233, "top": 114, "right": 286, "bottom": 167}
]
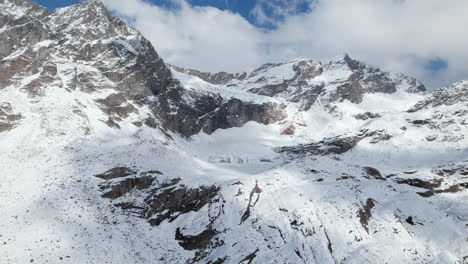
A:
[
  {"left": 0, "top": 102, "right": 22, "bottom": 132},
  {"left": 169, "top": 64, "right": 247, "bottom": 85}
]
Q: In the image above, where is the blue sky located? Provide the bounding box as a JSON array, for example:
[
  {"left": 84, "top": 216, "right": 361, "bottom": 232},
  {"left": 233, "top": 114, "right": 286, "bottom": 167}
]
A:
[{"left": 34, "top": 0, "right": 256, "bottom": 14}]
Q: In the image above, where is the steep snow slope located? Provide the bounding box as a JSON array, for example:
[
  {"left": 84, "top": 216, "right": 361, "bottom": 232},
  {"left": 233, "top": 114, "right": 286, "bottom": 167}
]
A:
[{"left": 0, "top": 0, "right": 467, "bottom": 264}]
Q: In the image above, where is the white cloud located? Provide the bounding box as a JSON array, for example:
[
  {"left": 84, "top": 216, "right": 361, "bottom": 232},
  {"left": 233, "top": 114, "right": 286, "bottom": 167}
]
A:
[
  {"left": 101, "top": 0, "right": 468, "bottom": 88},
  {"left": 100, "top": 0, "right": 265, "bottom": 72}
]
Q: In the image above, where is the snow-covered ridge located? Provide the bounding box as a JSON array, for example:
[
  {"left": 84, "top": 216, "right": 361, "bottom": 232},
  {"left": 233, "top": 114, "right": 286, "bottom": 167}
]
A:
[{"left": 173, "top": 54, "right": 426, "bottom": 112}]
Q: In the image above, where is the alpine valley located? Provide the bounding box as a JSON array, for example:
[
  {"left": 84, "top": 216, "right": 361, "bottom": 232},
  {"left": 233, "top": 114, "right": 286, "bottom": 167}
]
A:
[{"left": 0, "top": 0, "right": 467, "bottom": 263}]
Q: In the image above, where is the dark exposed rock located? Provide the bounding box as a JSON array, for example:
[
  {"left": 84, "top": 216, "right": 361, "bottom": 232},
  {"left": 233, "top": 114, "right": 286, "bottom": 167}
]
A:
[
  {"left": 143, "top": 117, "right": 157, "bottom": 128},
  {"left": 336, "top": 175, "right": 354, "bottom": 181},
  {"left": 248, "top": 81, "right": 288, "bottom": 97},
  {"left": 0, "top": 122, "right": 12, "bottom": 132},
  {"left": 169, "top": 64, "right": 246, "bottom": 85},
  {"left": 276, "top": 135, "right": 364, "bottom": 155},
  {"left": 433, "top": 167, "right": 461, "bottom": 176},
  {"left": 363, "top": 167, "right": 386, "bottom": 180},
  {"left": 95, "top": 167, "right": 221, "bottom": 228},
  {"left": 291, "top": 84, "right": 325, "bottom": 111},
  {"left": 365, "top": 130, "right": 393, "bottom": 144},
  {"left": 395, "top": 178, "right": 442, "bottom": 190},
  {"left": 324, "top": 229, "right": 333, "bottom": 256},
  {"left": 175, "top": 227, "right": 217, "bottom": 251},
  {"left": 409, "top": 119, "right": 430, "bottom": 125},
  {"left": 358, "top": 198, "right": 376, "bottom": 233},
  {"left": 95, "top": 167, "right": 159, "bottom": 199},
  {"left": 209, "top": 257, "right": 227, "bottom": 264},
  {"left": 0, "top": 0, "right": 50, "bottom": 60},
  {"left": 292, "top": 60, "right": 323, "bottom": 80},
  {"left": 0, "top": 102, "right": 22, "bottom": 132},
  {"left": 395, "top": 176, "right": 462, "bottom": 197},
  {"left": 238, "top": 248, "right": 259, "bottom": 264},
  {"left": 353, "top": 112, "right": 381, "bottom": 120},
  {"left": 95, "top": 167, "right": 136, "bottom": 180},
  {"left": 417, "top": 184, "right": 461, "bottom": 197},
  {"left": 95, "top": 93, "right": 140, "bottom": 128},
  {"left": 95, "top": 93, "right": 138, "bottom": 118},
  {"left": 240, "top": 182, "right": 262, "bottom": 224},
  {"left": 145, "top": 184, "right": 220, "bottom": 226},
  {"left": 281, "top": 124, "right": 296, "bottom": 135},
  {"left": 99, "top": 174, "right": 154, "bottom": 199},
  {"left": 408, "top": 81, "right": 467, "bottom": 112},
  {"left": 405, "top": 216, "right": 415, "bottom": 225},
  {"left": 199, "top": 99, "right": 286, "bottom": 135},
  {"left": 416, "top": 191, "right": 434, "bottom": 198}
]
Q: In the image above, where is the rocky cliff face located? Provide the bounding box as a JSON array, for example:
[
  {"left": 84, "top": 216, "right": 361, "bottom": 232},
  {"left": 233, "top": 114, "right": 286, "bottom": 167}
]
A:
[{"left": 0, "top": 1, "right": 467, "bottom": 264}]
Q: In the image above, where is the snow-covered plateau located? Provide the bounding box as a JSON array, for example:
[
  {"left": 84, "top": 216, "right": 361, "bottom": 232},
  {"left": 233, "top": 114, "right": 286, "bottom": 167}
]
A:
[{"left": 0, "top": 0, "right": 467, "bottom": 263}]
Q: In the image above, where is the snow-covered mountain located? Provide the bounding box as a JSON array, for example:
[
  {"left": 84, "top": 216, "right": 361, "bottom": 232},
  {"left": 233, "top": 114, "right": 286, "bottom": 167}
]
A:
[{"left": 0, "top": 0, "right": 467, "bottom": 263}]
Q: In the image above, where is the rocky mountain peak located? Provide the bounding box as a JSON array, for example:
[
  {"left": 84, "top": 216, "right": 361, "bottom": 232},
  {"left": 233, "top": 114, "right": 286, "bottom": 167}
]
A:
[
  {"left": 0, "top": 0, "right": 49, "bottom": 24},
  {"left": 342, "top": 53, "right": 365, "bottom": 71},
  {"left": 48, "top": 0, "right": 136, "bottom": 40},
  {"left": 291, "top": 59, "right": 323, "bottom": 79}
]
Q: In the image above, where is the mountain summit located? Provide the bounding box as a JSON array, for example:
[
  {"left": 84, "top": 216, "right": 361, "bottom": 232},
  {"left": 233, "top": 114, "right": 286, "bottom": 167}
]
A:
[{"left": 0, "top": 1, "right": 467, "bottom": 263}]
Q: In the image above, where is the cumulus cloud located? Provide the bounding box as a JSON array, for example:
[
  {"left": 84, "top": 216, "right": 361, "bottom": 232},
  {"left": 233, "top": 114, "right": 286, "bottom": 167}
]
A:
[
  {"left": 100, "top": 0, "right": 265, "bottom": 72},
  {"left": 101, "top": 0, "right": 468, "bottom": 88}
]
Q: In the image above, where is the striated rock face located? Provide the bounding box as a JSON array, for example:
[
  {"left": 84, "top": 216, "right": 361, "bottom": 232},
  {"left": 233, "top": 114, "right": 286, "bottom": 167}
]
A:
[
  {"left": 198, "top": 98, "right": 286, "bottom": 135},
  {"left": 144, "top": 184, "right": 220, "bottom": 226},
  {"left": 275, "top": 129, "right": 396, "bottom": 156},
  {"left": 357, "top": 198, "right": 376, "bottom": 234},
  {"left": 276, "top": 135, "right": 365, "bottom": 156},
  {"left": 95, "top": 167, "right": 159, "bottom": 199},
  {"left": 408, "top": 80, "right": 468, "bottom": 112},
  {"left": 95, "top": 167, "right": 221, "bottom": 226},
  {"left": 0, "top": 0, "right": 50, "bottom": 60},
  {"left": 353, "top": 112, "right": 381, "bottom": 120},
  {"left": 169, "top": 64, "right": 247, "bottom": 85},
  {"left": 0, "top": 102, "right": 21, "bottom": 132}
]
